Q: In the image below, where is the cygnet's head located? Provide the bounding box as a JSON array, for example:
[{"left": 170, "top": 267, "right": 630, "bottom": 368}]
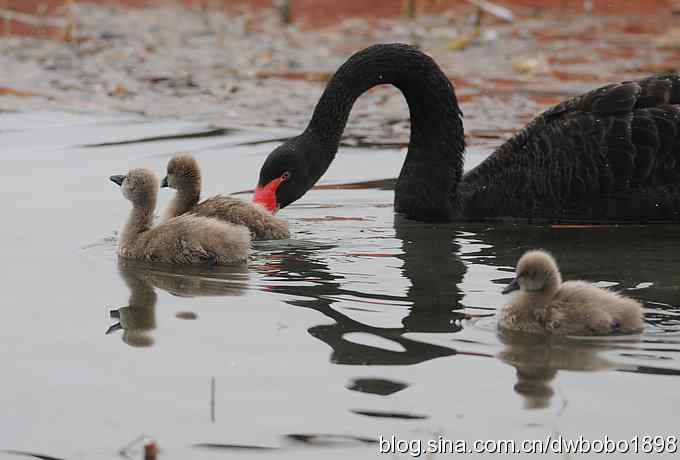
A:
[
  {"left": 503, "top": 250, "right": 562, "bottom": 295},
  {"left": 110, "top": 168, "right": 159, "bottom": 206},
  {"left": 161, "top": 154, "right": 201, "bottom": 191}
]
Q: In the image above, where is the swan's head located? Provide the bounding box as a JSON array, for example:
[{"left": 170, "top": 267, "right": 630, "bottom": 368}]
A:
[
  {"left": 161, "top": 154, "right": 201, "bottom": 191},
  {"left": 254, "top": 136, "right": 320, "bottom": 213},
  {"left": 503, "top": 250, "right": 562, "bottom": 295},
  {"left": 110, "top": 168, "right": 158, "bottom": 207}
]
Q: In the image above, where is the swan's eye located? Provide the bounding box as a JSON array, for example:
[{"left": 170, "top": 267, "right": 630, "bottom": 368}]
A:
[{"left": 281, "top": 171, "right": 291, "bottom": 181}]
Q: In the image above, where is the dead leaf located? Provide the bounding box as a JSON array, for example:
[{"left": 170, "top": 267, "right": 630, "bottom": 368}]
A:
[
  {"left": 654, "top": 29, "right": 680, "bottom": 49},
  {"left": 512, "top": 56, "right": 544, "bottom": 75},
  {"left": 111, "top": 83, "right": 130, "bottom": 97},
  {"left": 551, "top": 70, "right": 606, "bottom": 82},
  {"left": 629, "top": 62, "right": 678, "bottom": 73},
  {"left": 448, "top": 27, "right": 480, "bottom": 51},
  {"left": 255, "top": 70, "right": 332, "bottom": 82},
  {"left": 464, "top": 0, "right": 514, "bottom": 22},
  {"left": 0, "top": 86, "right": 36, "bottom": 97}
]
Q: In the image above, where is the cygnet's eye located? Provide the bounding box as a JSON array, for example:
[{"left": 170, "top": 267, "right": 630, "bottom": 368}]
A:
[{"left": 281, "top": 171, "right": 291, "bottom": 181}]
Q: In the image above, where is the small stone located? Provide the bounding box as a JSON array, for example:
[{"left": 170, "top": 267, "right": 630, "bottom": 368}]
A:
[{"left": 176, "top": 311, "right": 198, "bottom": 320}]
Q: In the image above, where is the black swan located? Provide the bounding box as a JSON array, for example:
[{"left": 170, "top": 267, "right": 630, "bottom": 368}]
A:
[{"left": 253, "top": 43, "right": 680, "bottom": 223}]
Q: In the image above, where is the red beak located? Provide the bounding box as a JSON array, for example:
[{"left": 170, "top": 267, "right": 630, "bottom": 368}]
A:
[{"left": 253, "top": 177, "right": 283, "bottom": 213}]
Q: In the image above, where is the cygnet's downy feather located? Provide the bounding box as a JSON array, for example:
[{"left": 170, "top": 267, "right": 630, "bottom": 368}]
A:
[
  {"left": 111, "top": 168, "right": 250, "bottom": 265},
  {"left": 500, "top": 250, "right": 644, "bottom": 335},
  {"left": 162, "top": 154, "right": 290, "bottom": 240}
]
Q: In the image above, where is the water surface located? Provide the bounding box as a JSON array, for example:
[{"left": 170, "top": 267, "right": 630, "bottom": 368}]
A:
[{"left": 1, "top": 111, "right": 679, "bottom": 459}]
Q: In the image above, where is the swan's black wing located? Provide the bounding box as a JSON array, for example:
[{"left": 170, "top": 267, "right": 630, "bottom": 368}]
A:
[{"left": 460, "top": 74, "right": 680, "bottom": 222}]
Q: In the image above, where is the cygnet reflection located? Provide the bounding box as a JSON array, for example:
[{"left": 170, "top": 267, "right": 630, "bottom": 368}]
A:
[
  {"left": 498, "top": 329, "right": 618, "bottom": 410},
  {"left": 107, "top": 258, "right": 249, "bottom": 347}
]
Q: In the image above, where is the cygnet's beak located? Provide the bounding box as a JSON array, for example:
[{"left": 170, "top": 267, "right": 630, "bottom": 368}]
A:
[
  {"left": 105, "top": 322, "right": 123, "bottom": 335},
  {"left": 502, "top": 278, "right": 520, "bottom": 294},
  {"left": 160, "top": 176, "right": 169, "bottom": 188},
  {"left": 110, "top": 175, "right": 125, "bottom": 186}
]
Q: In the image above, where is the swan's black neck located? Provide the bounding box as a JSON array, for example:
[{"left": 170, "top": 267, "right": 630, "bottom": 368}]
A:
[{"left": 304, "top": 44, "right": 465, "bottom": 221}]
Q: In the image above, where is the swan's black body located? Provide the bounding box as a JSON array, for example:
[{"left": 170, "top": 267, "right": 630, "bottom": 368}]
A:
[{"left": 257, "top": 43, "right": 680, "bottom": 222}]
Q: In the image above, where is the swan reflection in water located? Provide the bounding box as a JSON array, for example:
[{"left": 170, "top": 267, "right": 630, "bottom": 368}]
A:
[
  {"left": 107, "top": 258, "right": 248, "bottom": 347},
  {"left": 106, "top": 207, "right": 680, "bottom": 406},
  {"left": 254, "top": 215, "right": 479, "bottom": 371},
  {"left": 256, "top": 214, "right": 680, "bottom": 403}
]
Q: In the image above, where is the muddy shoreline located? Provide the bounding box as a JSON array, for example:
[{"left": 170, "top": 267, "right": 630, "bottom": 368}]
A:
[{"left": 1, "top": 2, "right": 678, "bottom": 146}]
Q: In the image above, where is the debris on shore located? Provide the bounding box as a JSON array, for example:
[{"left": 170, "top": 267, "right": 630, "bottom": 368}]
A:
[{"left": 0, "top": 3, "right": 677, "bottom": 146}]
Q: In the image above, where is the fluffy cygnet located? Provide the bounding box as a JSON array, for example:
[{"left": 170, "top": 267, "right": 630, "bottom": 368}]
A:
[
  {"left": 499, "top": 250, "right": 644, "bottom": 335},
  {"left": 161, "top": 154, "right": 290, "bottom": 240},
  {"left": 110, "top": 168, "right": 250, "bottom": 265}
]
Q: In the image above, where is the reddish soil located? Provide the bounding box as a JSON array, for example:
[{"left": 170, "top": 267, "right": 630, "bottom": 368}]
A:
[{"left": 0, "top": 0, "right": 674, "bottom": 38}]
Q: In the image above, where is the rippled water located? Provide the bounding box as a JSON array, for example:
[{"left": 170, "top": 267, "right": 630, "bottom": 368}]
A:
[{"left": 1, "top": 111, "right": 679, "bottom": 459}]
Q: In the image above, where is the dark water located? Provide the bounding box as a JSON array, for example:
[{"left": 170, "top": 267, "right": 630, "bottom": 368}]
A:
[{"left": 1, "top": 111, "right": 679, "bottom": 459}]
